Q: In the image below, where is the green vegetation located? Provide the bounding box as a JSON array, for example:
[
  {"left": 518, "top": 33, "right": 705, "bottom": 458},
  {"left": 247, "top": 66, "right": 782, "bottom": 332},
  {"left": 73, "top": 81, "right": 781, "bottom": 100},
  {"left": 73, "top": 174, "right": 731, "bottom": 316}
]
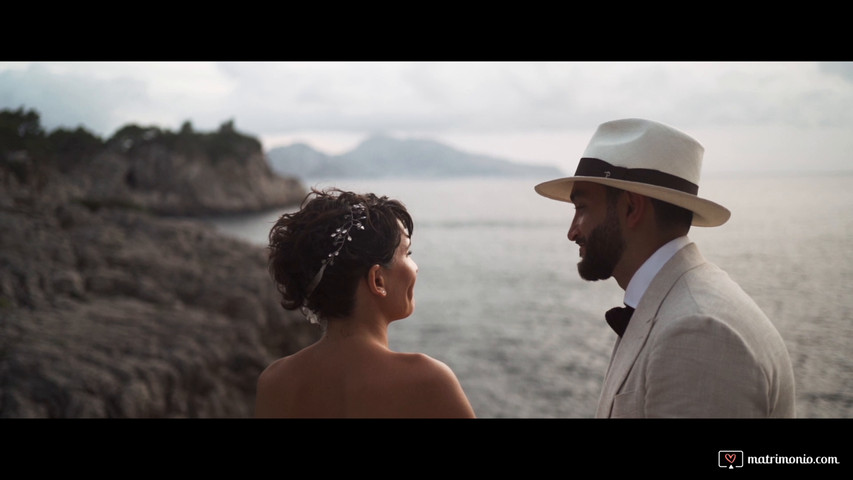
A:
[
  {"left": 47, "top": 126, "right": 105, "bottom": 172},
  {"left": 107, "top": 118, "right": 261, "bottom": 164},
  {"left": 1, "top": 107, "right": 262, "bottom": 167},
  {"left": 0, "top": 107, "right": 47, "bottom": 154}
]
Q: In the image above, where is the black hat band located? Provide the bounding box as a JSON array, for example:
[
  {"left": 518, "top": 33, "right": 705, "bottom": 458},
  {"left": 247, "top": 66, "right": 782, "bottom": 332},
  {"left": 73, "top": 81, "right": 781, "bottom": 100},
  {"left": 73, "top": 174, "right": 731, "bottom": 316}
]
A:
[{"left": 575, "top": 157, "right": 699, "bottom": 196}]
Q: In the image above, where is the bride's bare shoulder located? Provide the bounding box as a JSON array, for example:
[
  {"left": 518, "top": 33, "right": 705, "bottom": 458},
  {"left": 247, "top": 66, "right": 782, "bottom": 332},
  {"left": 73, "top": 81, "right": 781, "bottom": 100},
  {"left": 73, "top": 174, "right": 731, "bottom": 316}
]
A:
[
  {"left": 393, "top": 351, "right": 456, "bottom": 378},
  {"left": 385, "top": 352, "right": 476, "bottom": 418}
]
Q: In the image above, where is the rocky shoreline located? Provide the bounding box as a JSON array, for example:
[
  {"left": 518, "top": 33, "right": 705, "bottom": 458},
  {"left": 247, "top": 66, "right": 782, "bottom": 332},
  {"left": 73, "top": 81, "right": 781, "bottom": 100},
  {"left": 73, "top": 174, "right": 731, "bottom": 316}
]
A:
[{"left": 0, "top": 120, "right": 322, "bottom": 417}]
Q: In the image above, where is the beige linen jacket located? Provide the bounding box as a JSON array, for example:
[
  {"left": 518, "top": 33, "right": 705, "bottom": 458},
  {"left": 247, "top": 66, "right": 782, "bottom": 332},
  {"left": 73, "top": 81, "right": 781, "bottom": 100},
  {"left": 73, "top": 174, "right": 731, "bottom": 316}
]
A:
[{"left": 595, "top": 243, "right": 796, "bottom": 418}]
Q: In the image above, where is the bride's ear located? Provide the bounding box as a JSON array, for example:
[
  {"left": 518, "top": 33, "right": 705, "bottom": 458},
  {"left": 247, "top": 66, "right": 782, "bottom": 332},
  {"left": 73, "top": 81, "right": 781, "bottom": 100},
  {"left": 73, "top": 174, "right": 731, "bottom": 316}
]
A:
[{"left": 367, "top": 264, "right": 387, "bottom": 297}]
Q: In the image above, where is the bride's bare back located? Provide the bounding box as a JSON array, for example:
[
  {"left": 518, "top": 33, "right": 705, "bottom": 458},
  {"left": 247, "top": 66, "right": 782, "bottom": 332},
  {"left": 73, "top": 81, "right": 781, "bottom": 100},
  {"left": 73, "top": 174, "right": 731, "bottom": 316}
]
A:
[{"left": 254, "top": 338, "right": 475, "bottom": 418}]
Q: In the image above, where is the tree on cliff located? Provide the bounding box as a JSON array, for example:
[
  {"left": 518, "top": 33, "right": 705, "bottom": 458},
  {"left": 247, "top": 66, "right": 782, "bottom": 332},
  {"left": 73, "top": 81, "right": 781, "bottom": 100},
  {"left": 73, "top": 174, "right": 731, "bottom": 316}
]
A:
[
  {"left": 0, "top": 107, "right": 47, "bottom": 155},
  {"left": 2, "top": 107, "right": 262, "bottom": 166}
]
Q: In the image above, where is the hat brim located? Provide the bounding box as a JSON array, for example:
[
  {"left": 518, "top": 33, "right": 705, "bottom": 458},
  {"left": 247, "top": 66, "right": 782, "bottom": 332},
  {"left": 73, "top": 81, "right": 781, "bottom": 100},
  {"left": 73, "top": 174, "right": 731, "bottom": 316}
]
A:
[{"left": 534, "top": 176, "right": 731, "bottom": 227}]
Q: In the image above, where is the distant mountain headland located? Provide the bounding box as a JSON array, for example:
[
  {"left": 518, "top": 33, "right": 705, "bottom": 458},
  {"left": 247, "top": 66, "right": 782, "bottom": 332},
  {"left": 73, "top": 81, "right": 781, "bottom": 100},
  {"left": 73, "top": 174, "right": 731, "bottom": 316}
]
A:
[{"left": 267, "top": 134, "right": 565, "bottom": 180}]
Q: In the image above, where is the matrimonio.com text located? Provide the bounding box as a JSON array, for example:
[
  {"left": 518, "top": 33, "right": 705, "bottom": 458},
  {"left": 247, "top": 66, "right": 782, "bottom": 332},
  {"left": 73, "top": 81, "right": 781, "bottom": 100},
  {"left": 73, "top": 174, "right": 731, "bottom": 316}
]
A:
[{"left": 718, "top": 450, "right": 841, "bottom": 469}]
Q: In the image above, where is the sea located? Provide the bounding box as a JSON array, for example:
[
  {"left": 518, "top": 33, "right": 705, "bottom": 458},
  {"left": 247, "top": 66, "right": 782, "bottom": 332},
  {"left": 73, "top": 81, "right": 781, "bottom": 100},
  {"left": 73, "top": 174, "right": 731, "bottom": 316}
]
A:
[{"left": 208, "top": 173, "right": 853, "bottom": 418}]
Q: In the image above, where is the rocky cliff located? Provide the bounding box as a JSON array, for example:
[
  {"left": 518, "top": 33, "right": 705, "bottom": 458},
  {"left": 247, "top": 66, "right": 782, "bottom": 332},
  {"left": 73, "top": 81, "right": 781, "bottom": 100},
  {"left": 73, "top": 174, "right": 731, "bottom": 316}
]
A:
[
  {"left": 0, "top": 114, "right": 321, "bottom": 417},
  {"left": 30, "top": 121, "right": 306, "bottom": 216}
]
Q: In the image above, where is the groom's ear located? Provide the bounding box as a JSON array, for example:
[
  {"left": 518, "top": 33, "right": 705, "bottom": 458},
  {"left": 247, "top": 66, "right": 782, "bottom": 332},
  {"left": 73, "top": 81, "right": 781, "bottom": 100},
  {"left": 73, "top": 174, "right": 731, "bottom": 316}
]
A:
[
  {"left": 623, "top": 191, "right": 650, "bottom": 228},
  {"left": 366, "top": 264, "right": 387, "bottom": 297}
]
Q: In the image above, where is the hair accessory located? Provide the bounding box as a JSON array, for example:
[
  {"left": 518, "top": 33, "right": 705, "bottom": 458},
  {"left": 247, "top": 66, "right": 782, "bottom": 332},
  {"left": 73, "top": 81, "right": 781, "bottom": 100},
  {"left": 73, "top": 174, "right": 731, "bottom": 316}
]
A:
[
  {"left": 300, "top": 306, "right": 321, "bottom": 325},
  {"left": 301, "top": 203, "right": 367, "bottom": 324}
]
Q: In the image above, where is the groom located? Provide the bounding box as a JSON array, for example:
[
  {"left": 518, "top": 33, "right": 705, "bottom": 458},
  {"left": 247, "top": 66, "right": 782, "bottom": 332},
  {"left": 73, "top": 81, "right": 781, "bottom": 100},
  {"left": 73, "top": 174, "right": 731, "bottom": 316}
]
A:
[{"left": 535, "top": 118, "right": 795, "bottom": 418}]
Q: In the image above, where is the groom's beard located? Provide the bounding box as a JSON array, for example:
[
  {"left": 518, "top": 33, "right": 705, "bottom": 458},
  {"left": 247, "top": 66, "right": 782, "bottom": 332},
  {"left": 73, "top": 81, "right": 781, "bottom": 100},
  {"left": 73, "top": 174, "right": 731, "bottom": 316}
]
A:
[{"left": 577, "top": 205, "right": 625, "bottom": 281}]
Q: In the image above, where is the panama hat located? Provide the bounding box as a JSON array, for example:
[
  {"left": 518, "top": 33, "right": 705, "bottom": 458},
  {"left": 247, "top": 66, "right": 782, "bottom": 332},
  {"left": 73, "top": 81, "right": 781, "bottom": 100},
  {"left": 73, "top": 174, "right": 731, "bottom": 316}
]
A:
[{"left": 534, "top": 118, "right": 730, "bottom": 227}]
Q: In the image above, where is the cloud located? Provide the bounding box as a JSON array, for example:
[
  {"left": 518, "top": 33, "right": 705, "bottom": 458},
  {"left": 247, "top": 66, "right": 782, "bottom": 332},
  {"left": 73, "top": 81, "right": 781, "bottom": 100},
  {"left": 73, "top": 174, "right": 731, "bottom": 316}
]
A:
[
  {"left": 0, "top": 63, "right": 149, "bottom": 134},
  {"left": 4, "top": 61, "right": 852, "bottom": 133},
  {"left": 819, "top": 61, "right": 853, "bottom": 82},
  {"left": 217, "top": 62, "right": 853, "bottom": 133},
  {"left": 1, "top": 61, "right": 852, "bottom": 172}
]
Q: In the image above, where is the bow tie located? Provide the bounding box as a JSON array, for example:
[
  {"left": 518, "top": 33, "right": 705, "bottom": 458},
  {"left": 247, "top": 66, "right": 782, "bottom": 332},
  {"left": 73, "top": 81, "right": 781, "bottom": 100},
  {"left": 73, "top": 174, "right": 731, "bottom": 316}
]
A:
[{"left": 605, "top": 305, "right": 635, "bottom": 337}]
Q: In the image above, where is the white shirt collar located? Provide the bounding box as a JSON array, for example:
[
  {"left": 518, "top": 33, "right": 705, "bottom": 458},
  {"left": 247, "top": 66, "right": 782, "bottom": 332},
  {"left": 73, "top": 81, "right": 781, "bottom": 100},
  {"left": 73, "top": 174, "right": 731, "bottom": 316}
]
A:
[{"left": 623, "top": 236, "right": 691, "bottom": 309}]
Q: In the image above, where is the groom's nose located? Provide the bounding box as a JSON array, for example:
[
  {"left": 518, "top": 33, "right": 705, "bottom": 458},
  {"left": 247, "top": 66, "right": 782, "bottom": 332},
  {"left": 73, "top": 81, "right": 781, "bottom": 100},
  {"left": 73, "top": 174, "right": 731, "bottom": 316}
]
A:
[
  {"left": 567, "top": 217, "right": 580, "bottom": 242},
  {"left": 568, "top": 226, "right": 578, "bottom": 242}
]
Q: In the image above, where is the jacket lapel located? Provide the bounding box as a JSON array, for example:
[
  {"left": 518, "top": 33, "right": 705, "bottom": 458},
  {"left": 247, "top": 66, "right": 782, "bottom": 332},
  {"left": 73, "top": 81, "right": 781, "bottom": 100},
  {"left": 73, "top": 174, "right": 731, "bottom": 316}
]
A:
[{"left": 596, "top": 243, "right": 707, "bottom": 417}]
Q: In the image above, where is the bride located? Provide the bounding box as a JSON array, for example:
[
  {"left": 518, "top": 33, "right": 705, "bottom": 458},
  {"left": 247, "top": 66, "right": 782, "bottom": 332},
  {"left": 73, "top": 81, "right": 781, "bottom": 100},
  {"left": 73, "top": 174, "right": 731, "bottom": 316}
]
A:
[{"left": 254, "top": 188, "right": 475, "bottom": 418}]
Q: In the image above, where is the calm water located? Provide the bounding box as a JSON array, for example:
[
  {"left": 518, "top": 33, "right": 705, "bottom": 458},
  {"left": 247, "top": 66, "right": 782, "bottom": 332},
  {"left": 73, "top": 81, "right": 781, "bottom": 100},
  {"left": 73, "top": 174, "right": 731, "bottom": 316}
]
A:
[{"left": 210, "top": 173, "right": 853, "bottom": 418}]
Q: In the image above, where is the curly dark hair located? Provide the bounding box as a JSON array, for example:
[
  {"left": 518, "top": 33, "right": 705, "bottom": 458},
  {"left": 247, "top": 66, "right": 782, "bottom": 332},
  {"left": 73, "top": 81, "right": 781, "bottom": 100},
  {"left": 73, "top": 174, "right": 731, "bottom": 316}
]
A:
[{"left": 268, "top": 188, "right": 414, "bottom": 320}]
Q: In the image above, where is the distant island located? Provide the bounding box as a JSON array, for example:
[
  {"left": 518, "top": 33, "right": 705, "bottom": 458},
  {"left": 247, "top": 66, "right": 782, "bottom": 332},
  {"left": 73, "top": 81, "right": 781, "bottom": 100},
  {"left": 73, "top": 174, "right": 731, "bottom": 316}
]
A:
[{"left": 266, "top": 134, "right": 565, "bottom": 180}]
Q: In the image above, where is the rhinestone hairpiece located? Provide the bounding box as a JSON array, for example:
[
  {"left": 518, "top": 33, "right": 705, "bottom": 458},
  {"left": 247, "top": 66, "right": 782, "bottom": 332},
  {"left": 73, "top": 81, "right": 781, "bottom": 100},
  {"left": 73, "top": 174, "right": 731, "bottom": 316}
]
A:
[
  {"left": 325, "top": 203, "right": 367, "bottom": 265},
  {"left": 301, "top": 203, "right": 367, "bottom": 323}
]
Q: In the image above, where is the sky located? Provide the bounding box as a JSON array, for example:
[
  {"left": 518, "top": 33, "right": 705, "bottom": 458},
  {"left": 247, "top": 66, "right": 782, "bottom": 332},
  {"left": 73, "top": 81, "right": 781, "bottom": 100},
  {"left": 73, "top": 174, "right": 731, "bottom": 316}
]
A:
[{"left": 1, "top": 61, "right": 852, "bottom": 176}]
